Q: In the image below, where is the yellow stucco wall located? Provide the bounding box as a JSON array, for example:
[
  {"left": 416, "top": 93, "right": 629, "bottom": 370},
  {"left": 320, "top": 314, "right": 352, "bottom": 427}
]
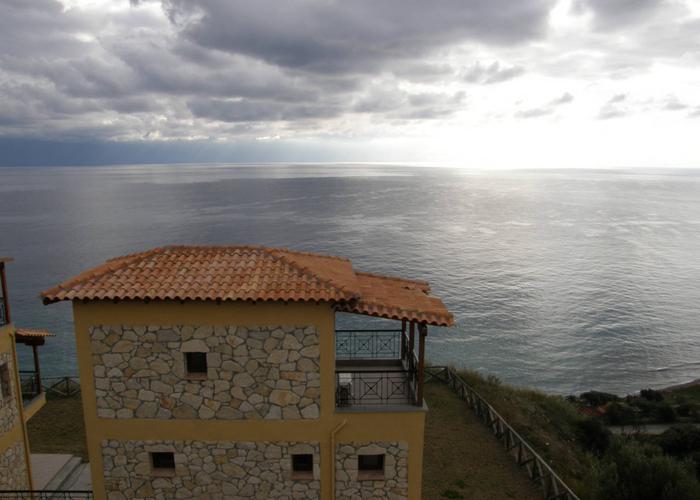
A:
[
  {"left": 73, "top": 300, "right": 425, "bottom": 499},
  {"left": 0, "top": 322, "right": 34, "bottom": 490}
]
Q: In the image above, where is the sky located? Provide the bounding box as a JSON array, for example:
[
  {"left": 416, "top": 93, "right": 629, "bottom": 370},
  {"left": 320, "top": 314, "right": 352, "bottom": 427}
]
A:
[{"left": 1, "top": 0, "right": 699, "bottom": 167}]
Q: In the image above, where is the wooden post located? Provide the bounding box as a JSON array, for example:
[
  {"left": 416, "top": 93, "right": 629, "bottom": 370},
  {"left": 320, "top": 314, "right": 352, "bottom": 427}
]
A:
[
  {"left": 416, "top": 323, "right": 427, "bottom": 406},
  {"left": 32, "top": 344, "right": 42, "bottom": 395},
  {"left": 0, "top": 263, "right": 10, "bottom": 324}
]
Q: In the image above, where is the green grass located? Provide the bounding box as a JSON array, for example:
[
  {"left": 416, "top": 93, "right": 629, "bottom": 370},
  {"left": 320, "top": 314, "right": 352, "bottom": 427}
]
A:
[
  {"left": 27, "top": 392, "right": 88, "bottom": 461},
  {"left": 423, "top": 381, "right": 542, "bottom": 500},
  {"left": 455, "top": 369, "right": 597, "bottom": 499},
  {"left": 30, "top": 385, "right": 545, "bottom": 499}
]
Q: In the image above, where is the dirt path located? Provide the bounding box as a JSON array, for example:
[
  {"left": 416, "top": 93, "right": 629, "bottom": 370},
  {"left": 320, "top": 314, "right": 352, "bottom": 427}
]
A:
[{"left": 423, "top": 382, "right": 542, "bottom": 500}]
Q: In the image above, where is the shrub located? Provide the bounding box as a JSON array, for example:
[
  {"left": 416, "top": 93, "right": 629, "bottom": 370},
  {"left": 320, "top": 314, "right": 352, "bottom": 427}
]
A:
[
  {"left": 640, "top": 389, "right": 664, "bottom": 402},
  {"left": 605, "top": 402, "right": 636, "bottom": 426},
  {"left": 575, "top": 418, "right": 611, "bottom": 456},
  {"left": 658, "top": 425, "right": 700, "bottom": 455},
  {"left": 654, "top": 402, "right": 677, "bottom": 423},
  {"left": 580, "top": 391, "right": 619, "bottom": 407},
  {"left": 593, "top": 440, "right": 700, "bottom": 500}
]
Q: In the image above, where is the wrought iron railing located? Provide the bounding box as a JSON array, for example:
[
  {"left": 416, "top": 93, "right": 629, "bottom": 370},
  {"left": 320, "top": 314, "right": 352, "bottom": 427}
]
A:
[
  {"left": 335, "top": 329, "right": 403, "bottom": 360},
  {"left": 425, "top": 366, "right": 581, "bottom": 500},
  {"left": 18, "top": 370, "right": 41, "bottom": 402},
  {"left": 335, "top": 370, "right": 416, "bottom": 407},
  {"left": 0, "top": 492, "right": 93, "bottom": 499},
  {"left": 0, "top": 299, "right": 7, "bottom": 326}
]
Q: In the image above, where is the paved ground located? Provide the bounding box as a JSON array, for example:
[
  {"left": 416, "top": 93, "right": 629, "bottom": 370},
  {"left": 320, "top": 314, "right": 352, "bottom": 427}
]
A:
[
  {"left": 30, "top": 453, "right": 73, "bottom": 489},
  {"left": 422, "top": 381, "right": 542, "bottom": 500},
  {"left": 609, "top": 422, "right": 700, "bottom": 435}
]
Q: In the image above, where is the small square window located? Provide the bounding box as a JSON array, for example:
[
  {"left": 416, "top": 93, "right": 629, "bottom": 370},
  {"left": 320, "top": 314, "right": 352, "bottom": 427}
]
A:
[
  {"left": 292, "top": 454, "right": 313, "bottom": 472},
  {"left": 150, "top": 452, "right": 175, "bottom": 476},
  {"left": 185, "top": 352, "right": 207, "bottom": 378},
  {"left": 358, "top": 454, "right": 384, "bottom": 480},
  {"left": 291, "top": 454, "right": 313, "bottom": 479},
  {"left": 0, "top": 363, "right": 11, "bottom": 402}
]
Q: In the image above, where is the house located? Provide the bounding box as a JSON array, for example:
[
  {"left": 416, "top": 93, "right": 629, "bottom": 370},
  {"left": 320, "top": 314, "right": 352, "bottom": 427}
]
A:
[
  {"left": 41, "top": 245, "right": 453, "bottom": 499},
  {"left": 0, "top": 257, "right": 52, "bottom": 490}
]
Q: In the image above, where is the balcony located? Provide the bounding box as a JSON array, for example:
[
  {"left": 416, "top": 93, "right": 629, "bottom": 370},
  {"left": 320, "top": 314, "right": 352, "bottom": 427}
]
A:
[
  {"left": 0, "top": 298, "right": 7, "bottom": 327},
  {"left": 15, "top": 328, "right": 53, "bottom": 419},
  {"left": 335, "top": 326, "right": 426, "bottom": 410}
]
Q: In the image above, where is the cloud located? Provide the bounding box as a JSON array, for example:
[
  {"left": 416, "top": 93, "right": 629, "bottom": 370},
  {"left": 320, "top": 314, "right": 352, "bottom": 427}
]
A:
[
  {"left": 163, "top": 0, "right": 554, "bottom": 74},
  {"left": 463, "top": 61, "right": 525, "bottom": 84},
  {"left": 598, "top": 94, "right": 630, "bottom": 119},
  {"left": 662, "top": 95, "right": 687, "bottom": 111},
  {"left": 515, "top": 107, "right": 553, "bottom": 119},
  {"left": 0, "top": 0, "right": 699, "bottom": 161},
  {"left": 550, "top": 92, "right": 574, "bottom": 105},
  {"left": 515, "top": 91, "right": 574, "bottom": 118},
  {"left": 573, "top": 0, "right": 666, "bottom": 30}
]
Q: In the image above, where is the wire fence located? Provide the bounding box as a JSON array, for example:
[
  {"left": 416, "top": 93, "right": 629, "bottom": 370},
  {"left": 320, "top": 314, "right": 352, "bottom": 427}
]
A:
[{"left": 426, "top": 366, "right": 581, "bottom": 500}]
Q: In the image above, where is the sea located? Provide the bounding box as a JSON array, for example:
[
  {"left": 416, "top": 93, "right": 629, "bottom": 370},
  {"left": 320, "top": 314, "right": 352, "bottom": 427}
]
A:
[{"left": 1, "top": 164, "right": 699, "bottom": 395}]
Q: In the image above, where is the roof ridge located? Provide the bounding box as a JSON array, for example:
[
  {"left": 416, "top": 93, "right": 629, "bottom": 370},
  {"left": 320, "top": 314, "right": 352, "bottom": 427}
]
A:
[
  {"left": 270, "top": 247, "right": 352, "bottom": 263},
  {"left": 266, "top": 249, "right": 359, "bottom": 299},
  {"left": 355, "top": 271, "right": 431, "bottom": 290}
]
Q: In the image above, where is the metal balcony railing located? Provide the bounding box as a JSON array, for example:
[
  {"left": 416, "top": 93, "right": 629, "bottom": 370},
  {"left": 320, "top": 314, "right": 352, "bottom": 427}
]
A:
[
  {"left": 335, "top": 369, "right": 417, "bottom": 407},
  {"left": 18, "top": 370, "right": 41, "bottom": 403},
  {"left": 335, "top": 329, "right": 403, "bottom": 360},
  {"left": 0, "top": 298, "right": 7, "bottom": 327}
]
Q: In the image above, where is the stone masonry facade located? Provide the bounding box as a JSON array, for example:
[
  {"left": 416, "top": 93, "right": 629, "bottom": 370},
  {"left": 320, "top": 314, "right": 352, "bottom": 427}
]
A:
[
  {"left": 102, "top": 439, "right": 321, "bottom": 499},
  {"left": 335, "top": 441, "right": 408, "bottom": 500},
  {"left": 0, "top": 352, "right": 19, "bottom": 434},
  {"left": 90, "top": 325, "right": 320, "bottom": 420},
  {"left": 0, "top": 439, "right": 29, "bottom": 490}
]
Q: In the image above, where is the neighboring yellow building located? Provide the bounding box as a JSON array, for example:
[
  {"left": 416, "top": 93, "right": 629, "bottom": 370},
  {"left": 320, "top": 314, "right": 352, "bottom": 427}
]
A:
[
  {"left": 1, "top": 257, "right": 52, "bottom": 491},
  {"left": 42, "top": 245, "right": 453, "bottom": 500}
]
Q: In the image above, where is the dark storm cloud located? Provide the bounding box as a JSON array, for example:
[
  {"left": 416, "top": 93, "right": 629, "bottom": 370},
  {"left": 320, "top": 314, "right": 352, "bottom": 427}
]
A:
[
  {"left": 463, "top": 62, "right": 525, "bottom": 84},
  {"left": 1, "top": 0, "right": 699, "bottom": 154},
  {"left": 163, "top": 0, "right": 555, "bottom": 74}
]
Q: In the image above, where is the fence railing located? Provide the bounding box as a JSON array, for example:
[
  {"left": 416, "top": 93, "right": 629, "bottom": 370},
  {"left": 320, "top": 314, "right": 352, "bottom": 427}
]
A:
[
  {"left": 18, "top": 370, "right": 41, "bottom": 402},
  {"left": 41, "top": 376, "right": 81, "bottom": 398},
  {"left": 335, "top": 329, "right": 403, "bottom": 360},
  {"left": 426, "top": 366, "right": 580, "bottom": 500},
  {"left": 0, "top": 299, "right": 7, "bottom": 327},
  {"left": 0, "top": 491, "right": 93, "bottom": 499},
  {"left": 335, "top": 370, "right": 416, "bottom": 407}
]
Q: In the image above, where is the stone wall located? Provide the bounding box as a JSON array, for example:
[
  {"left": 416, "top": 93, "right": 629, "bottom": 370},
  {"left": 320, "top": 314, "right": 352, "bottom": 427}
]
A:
[
  {"left": 0, "top": 439, "right": 29, "bottom": 490},
  {"left": 0, "top": 352, "right": 19, "bottom": 435},
  {"left": 102, "top": 439, "right": 321, "bottom": 499},
  {"left": 335, "top": 441, "right": 409, "bottom": 499},
  {"left": 90, "top": 325, "right": 320, "bottom": 420}
]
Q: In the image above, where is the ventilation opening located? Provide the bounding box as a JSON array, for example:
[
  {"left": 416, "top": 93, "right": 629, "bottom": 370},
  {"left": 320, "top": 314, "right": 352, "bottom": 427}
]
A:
[
  {"left": 358, "top": 454, "right": 385, "bottom": 480},
  {"left": 291, "top": 453, "right": 314, "bottom": 480},
  {"left": 150, "top": 452, "right": 176, "bottom": 476},
  {"left": 184, "top": 352, "right": 208, "bottom": 379}
]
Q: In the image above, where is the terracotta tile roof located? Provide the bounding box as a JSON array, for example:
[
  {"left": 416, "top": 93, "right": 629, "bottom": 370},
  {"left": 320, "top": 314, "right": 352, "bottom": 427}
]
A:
[
  {"left": 15, "top": 327, "right": 55, "bottom": 338},
  {"left": 337, "top": 272, "right": 452, "bottom": 327},
  {"left": 41, "top": 245, "right": 453, "bottom": 326}
]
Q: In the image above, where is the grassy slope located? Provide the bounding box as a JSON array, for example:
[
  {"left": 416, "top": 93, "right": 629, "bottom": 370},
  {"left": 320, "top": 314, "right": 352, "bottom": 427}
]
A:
[
  {"left": 422, "top": 381, "right": 542, "bottom": 500},
  {"left": 456, "top": 370, "right": 596, "bottom": 499},
  {"left": 27, "top": 393, "right": 88, "bottom": 461},
  {"left": 29, "top": 387, "right": 545, "bottom": 499}
]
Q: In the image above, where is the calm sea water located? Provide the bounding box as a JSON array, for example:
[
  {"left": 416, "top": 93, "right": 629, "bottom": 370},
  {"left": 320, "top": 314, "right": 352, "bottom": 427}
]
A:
[{"left": 1, "top": 164, "right": 699, "bottom": 395}]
